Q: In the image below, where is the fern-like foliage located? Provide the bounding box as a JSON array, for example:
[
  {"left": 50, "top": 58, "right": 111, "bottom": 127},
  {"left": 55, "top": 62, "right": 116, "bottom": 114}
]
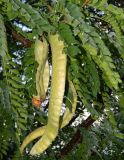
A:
[
  {"left": 0, "top": 14, "right": 8, "bottom": 58},
  {"left": 58, "top": 22, "right": 99, "bottom": 118},
  {"left": 22, "top": 46, "right": 36, "bottom": 98},
  {"left": 0, "top": 15, "right": 12, "bottom": 159},
  {"left": 0, "top": 81, "right": 14, "bottom": 159},
  {"left": 54, "top": 1, "right": 122, "bottom": 119},
  {"left": 3, "top": 55, "right": 28, "bottom": 141},
  {"left": 0, "top": 14, "right": 28, "bottom": 143},
  {"left": 6, "top": 0, "right": 54, "bottom": 36},
  {"left": 89, "top": 0, "right": 124, "bottom": 59},
  {"left": 65, "top": 3, "right": 121, "bottom": 90},
  {"left": 102, "top": 92, "right": 124, "bottom": 139}
]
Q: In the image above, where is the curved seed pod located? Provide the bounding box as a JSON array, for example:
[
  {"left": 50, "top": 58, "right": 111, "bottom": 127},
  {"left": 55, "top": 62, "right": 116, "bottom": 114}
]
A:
[
  {"left": 43, "top": 60, "right": 49, "bottom": 93},
  {"left": 30, "top": 34, "right": 67, "bottom": 155},
  {"left": 60, "top": 79, "right": 77, "bottom": 128},
  {"left": 20, "top": 126, "right": 45, "bottom": 153},
  {"left": 33, "top": 60, "right": 50, "bottom": 108},
  {"left": 33, "top": 39, "right": 44, "bottom": 100},
  {"left": 32, "top": 37, "right": 49, "bottom": 106},
  {"left": 20, "top": 77, "right": 77, "bottom": 153},
  {"left": 20, "top": 61, "right": 50, "bottom": 153},
  {"left": 20, "top": 36, "right": 77, "bottom": 154}
]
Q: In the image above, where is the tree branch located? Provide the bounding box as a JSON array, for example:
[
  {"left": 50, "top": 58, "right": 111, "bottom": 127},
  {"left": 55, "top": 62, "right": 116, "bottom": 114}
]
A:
[
  {"left": 59, "top": 115, "right": 95, "bottom": 158},
  {"left": 6, "top": 24, "right": 32, "bottom": 48}
]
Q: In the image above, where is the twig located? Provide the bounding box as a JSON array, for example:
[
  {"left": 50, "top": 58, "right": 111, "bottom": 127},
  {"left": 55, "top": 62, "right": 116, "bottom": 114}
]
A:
[
  {"left": 6, "top": 24, "right": 32, "bottom": 48},
  {"left": 59, "top": 115, "right": 95, "bottom": 158}
]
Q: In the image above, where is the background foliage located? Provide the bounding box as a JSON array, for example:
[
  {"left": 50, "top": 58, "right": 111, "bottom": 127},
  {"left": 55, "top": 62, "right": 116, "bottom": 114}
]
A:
[{"left": 0, "top": 0, "right": 124, "bottom": 159}]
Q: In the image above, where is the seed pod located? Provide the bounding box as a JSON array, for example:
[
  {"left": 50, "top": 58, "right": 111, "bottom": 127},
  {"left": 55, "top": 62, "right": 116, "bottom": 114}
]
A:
[
  {"left": 32, "top": 37, "right": 49, "bottom": 107},
  {"left": 20, "top": 79, "right": 77, "bottom": 154},
  {"left": 30, "top": 34, "right": 67, "bottom": 155},
  {"left": 60, "top": 79, "right": 77, "bottom": 128},
  {"left": 43, "top": 60, "right": 50, "bottom": 93},
  {"left": 20, "top": 127, "right": 45, "bottom": 153}
]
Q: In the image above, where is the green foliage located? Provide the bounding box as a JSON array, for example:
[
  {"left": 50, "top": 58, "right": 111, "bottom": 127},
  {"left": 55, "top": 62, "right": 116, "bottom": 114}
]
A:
[
  {"left": 0, "top": 81, "right": 14, "bottom": 159},
  {"left": 3, "top": 55, "right": 28, "bottom": 142},
  {"left": 102, "top": 93, "right": 117, "bottom": 127},
  {"left": 75, "top": 129, "right": 99, "bottom": 160},
  {"left": 91, "top": 119, "right": 124, "bottom": 160},
  {"left": 64, "top": 2, "right": 121, "bottom": 90},
  {"left": 6, "top": 0, "right": 54, "bottom": 36},
  {"left": 22, "top": 46, "right": 36, "bottom": 98},
  {"left": 0, "top": 0, "right": 124, "bottom": 159},
  {"left": 89, "top": 0, "right": 124, "bottom": 59},
  {"left": 0, "top": 15, "right": 8, "bottom": 58},
  {"left": 0, "top": 13, "right": 28, "bottom": 143}
]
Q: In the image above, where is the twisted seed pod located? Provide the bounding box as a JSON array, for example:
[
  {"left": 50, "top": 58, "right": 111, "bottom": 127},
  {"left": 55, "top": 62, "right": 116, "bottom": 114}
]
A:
[
  {"left": 20, "top": 61, "right": 50, "bottom": 153},
  {"left": 33, "top": 60, "right": 49, "bottom": 107},
  {"left": 20, "top": 44, "right": 49, "bottom": 153},
  {"left": 20, "top": 127, "right": 45, "bottom": 153},
  {"left": 32, "top": 37, "right": 49, "bottom": 106},
  {"left": 30, "top": 34, "right": 67, "bottom": 155},
  {"left": 20, "top": 79, "right": 77, "bottom": 154},
  {"left": 43, "top": 60, "right": 49, "bottom": 93},
  {"left": 60, "top": 79, "right": 77, "bottom": 128}
]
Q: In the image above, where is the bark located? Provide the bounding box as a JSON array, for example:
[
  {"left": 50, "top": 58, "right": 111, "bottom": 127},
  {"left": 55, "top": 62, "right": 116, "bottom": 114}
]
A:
[{"left": 6, "top": 24, "right": 32, "bottom": 47}]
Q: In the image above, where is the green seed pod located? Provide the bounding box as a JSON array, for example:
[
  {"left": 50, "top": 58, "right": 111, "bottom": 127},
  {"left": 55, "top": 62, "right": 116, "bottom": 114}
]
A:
[
  {"left": 20, "top": 79, "right": 77, "bottom": 154},
  {"left": 61, "top": 79, "right": 77, "bottom": 128},
  {"left": 33, "top": 37, "right": 48, "bottom": 102},
  {"left": 20, "top": 127, "right": 45, "bottom": 153},
  {"left": 43, "top": 60, "right": 49, "bottom": 93},
  {"left": 30, "top": 34, "right": 67, "bottom": 155}
]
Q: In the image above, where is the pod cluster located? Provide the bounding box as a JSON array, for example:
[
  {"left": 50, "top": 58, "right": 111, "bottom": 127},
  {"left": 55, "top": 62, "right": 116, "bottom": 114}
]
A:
[{"left": 20, "top": 34, "right": 77, "bottom": 155}]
